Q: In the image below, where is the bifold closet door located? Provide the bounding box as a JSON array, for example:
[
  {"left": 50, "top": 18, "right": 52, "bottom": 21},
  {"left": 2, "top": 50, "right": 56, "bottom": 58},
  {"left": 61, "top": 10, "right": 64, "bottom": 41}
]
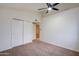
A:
[{"left": 11, "top": 20, "right": 24, "bottom": 47}]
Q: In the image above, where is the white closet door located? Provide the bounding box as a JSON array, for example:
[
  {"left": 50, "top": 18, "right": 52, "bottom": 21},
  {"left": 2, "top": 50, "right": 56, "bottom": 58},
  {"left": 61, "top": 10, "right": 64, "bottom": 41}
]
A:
[
  {"left": 12, "top": 20, "right": 23, "bottom": 47},
  {"left": 24, "top": 21, "right": 33, "bottom": 44}
]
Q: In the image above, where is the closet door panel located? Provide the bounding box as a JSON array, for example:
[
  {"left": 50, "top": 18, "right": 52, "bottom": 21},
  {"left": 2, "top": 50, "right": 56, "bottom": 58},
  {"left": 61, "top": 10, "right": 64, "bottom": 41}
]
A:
[{"left": 12, "top": 20, "right": 23, "bottom": 47}]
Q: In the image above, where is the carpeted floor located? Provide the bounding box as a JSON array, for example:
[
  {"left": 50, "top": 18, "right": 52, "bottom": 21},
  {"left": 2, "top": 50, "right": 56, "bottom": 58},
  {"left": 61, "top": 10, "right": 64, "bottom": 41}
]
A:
[{"left": 0, "top": 41, "right": 79, "bottom": 56}]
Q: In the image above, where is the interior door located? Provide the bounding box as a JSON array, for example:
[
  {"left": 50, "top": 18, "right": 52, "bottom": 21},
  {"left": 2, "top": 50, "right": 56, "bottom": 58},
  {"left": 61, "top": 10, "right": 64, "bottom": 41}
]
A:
[
  {"left": 11, "top": 20, "right": 23, "bottom": 47},
  {"left": 36, "top": 23, "right": 40, "bottom": 40}
]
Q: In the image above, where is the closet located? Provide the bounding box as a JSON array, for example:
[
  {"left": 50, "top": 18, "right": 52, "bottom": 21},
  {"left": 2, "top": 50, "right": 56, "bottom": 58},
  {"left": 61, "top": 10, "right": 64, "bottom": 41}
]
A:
[{"left": 11, "top": 19, "right": 24, "bottom": 47}]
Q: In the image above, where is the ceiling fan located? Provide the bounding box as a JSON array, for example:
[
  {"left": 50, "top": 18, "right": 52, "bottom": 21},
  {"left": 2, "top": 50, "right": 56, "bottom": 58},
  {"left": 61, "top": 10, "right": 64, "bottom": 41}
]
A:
[{"left": 38, "top": 3, "right": 60, "bottom": 13}]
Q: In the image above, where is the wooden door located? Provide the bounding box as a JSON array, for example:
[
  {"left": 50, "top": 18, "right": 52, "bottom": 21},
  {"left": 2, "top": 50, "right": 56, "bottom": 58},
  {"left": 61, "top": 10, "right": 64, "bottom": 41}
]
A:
[{"left": 36, "top": 23, "right": 40, "bottom": 40}]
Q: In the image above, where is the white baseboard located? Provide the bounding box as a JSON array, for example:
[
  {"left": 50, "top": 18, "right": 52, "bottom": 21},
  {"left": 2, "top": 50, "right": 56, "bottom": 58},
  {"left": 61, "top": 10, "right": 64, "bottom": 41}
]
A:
[
  {"left": 0, "top": 47, "right": 12, "bottom": 52},
  {"left": 41, "top": 40, "right": 79, "bottom": 52},
  {"left": 0, "top": 40, "right": 32, "bottom": 52}
]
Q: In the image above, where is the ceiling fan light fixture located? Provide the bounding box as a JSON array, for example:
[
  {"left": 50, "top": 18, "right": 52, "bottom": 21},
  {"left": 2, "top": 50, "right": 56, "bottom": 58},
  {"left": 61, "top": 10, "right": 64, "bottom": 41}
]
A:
[{"left": 48, "top": 7, "right": 52, "bottom": 11}]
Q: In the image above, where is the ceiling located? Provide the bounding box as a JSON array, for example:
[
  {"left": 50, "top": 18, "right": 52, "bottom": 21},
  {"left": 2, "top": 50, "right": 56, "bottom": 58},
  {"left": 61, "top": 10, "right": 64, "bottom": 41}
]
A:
[{"left": 0, "top": 3, "right": 79, "bottom": 16}]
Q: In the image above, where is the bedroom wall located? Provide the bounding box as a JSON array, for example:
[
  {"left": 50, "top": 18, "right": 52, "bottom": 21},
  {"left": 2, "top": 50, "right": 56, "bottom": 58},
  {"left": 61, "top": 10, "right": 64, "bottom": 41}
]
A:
[
  {"left": 0, "top": 7, "right": 40, "bottom": 51},
  {"left": 41, "top": 7, "right": 79, "bottom": 52}
]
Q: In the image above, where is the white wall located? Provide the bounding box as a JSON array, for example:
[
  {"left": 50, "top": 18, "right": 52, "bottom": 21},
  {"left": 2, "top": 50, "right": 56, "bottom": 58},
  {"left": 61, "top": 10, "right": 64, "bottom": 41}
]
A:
[
  {"left": 41, "top": 7, "right": 79, "bottom": 52},
  {"left": 0, "top": 7, "right": 40, "bottom": 51}
]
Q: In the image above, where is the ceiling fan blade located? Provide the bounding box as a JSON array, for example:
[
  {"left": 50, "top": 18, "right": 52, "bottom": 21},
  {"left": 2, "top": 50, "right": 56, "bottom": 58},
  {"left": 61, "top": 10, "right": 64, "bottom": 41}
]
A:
[
  {"left": 46, "top": 3, "right": 52, "bottom": 7},
  {"left": 53, "top": 8, "right": 59, "bottom": 11},
  {"left": 46, "top": 3, "right": 49, "bottom": 7},
  {"left": 46, "top": 10, "right": 48, "bottom": 13},
  {"left": 53, "top": 3, "right": 59, "bottom": 6},
  {"left": 38, "top": 8, "right": 47, "bottom": 10}
]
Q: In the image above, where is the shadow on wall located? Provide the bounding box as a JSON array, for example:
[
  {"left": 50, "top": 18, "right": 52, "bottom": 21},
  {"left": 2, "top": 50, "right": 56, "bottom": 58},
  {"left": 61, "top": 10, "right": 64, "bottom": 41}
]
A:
[
  {"left": 74, "top": 37, "right": 79, "bottom": 52},
  {"left": 75, "top": 22, "right": 79, "bottom": 51}
]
